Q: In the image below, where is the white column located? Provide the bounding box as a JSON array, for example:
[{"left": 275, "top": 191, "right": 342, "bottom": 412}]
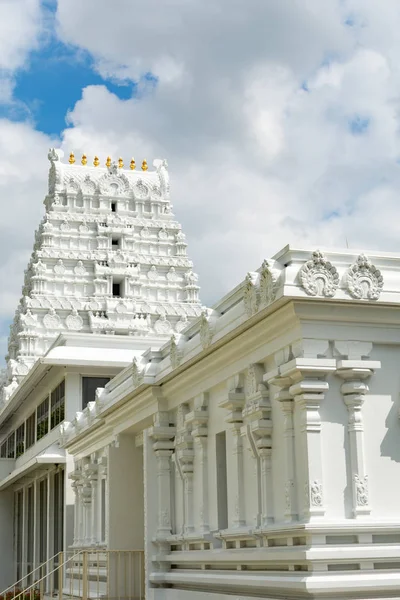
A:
[
  {"left": 243, "top": 364, "right": 273, "bottom": 527},
  {"left": 336, "top": 359, "right": 380, "bottom": 518},
  {"left": 174, "top": 404, "right": 194, "bottom": 534},
  {"left": 90, "top": 472, "right": 99, "bottom": 545},
  {"left": 187, "top": 393, "right": 209, "bottom": 533},
  {"left": 219, "top": 375, "right": 246, "bottom": 528},
  {"left": 279, "top": 357, "right": 336, "bottom": 522},
  {"left": 290, "top": 378, "right": 328, "bottom": 519},
  {"left": 149, "top": 411, "right": 176, "bottom": 540}
]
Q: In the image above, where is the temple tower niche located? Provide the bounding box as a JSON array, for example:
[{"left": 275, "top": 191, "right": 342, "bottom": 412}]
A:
[{"left": 1, "top": 149, "right": 201, "bottom": 399}]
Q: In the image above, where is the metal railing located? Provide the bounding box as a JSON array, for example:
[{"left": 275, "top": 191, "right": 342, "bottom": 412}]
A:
[
  {"left": 1, "top": 550, "right": 144, "bottom": 600},
  {"left": 1, "top": 552, "right": 67, "bottom": 598}
]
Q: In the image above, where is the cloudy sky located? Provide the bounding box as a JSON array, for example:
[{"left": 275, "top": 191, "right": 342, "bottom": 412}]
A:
[{"left": 1, "top": 0, "right": 400, "bottom": 358}]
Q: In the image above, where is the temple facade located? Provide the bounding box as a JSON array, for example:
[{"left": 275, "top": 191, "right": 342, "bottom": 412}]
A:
[
  {"left": 1, "top": 151, "right": 400, "bottom": 600},
  {"left": 0, "top": 150, "right": 201, "bottom": 592}
]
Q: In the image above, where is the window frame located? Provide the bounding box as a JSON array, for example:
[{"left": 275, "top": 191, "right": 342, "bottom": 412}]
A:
[{"left": 50, "top": 380, "right": 65, "bottom": 430}]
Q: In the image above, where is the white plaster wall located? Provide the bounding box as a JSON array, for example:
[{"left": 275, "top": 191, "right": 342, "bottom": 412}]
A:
[
  {"left": 362, "top": 344, "right": 400, "bottom": 519},
  {"left": 108, "top": 434, "right": 144, "bottom": 550},
  {"left": 319, "top": 375, "right": 350, "bottom": 520}
]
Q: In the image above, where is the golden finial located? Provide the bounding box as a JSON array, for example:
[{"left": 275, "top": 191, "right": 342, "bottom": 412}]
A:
[
  {"left": 141, "top": 159, "right": 148, "bottom": 171},
  {"left": 106, "top": 156, "right": 112, "bottom": 168},
  {"left": 130, "top": 158, "right": 136, "bottom": 170},
  {"left": 81, "top": 154, "right": 87, "bottom": 166},
  {"left": 93, "top": 156, "right": 100, "bottom": 167},
  {"left": 69, "top": 152, "right": 75, "bottom": 164},
  {"left": 118, "top": 157, "right": 124, "bottom": 169}
]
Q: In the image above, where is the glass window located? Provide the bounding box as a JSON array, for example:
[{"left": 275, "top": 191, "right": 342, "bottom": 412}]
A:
[
  {"left": 82, "top": 377, "right": 110, "bottom": 410},
  {"left": 51, "top": 380, "right": 65, "bottom": 430},
  {"left": 37, "top": 397, "right": 49, "bottom": 440},
  {"left": 0, "top": 441, "right": 6, "bottom": 458},
  {"left": 16, "top": 425, "right": 24, "bottom": 458},
  {"left": 25, "top": 413, "right": 36, "bottom": 449},
  {"left": 7, "top": 432, "right": 15, "bottom": 458}
]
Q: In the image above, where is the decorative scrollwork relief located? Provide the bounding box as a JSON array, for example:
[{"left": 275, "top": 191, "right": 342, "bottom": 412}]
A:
[
  {"left": 346, "top": 254, "right": 383, "bottom": 300},
  {"left": 310, "top": 480, "right": 323, "bottom": 507},
  {"left": 299, "top": 250, "right": 339, "bottom": 297},
  {"left": 354, "top": 474, "right": 369, "bottom": 506}
]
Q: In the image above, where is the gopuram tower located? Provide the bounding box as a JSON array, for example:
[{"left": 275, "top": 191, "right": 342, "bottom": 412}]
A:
[{"left": 0, "top": 149, "right": 201, "bottom": 401}]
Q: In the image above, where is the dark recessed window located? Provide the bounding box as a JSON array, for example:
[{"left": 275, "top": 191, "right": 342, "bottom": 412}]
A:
[
  {"left": 37, "top": 397, "right": 49, "bottom": 441},
  {"left": 16, "top": 425, "right": 25, "bottom": 458},
  {"left": 112, "top": 238, "right": 119, "bottom": 248},
  {"left": 112, "top": 282, "right": 121, "bottom": 297},
  {"left": 0, "top": 441, "right": 7, "bottom": 458},
  {"left": 111, "top": 202, "right": 116, "bottom": 212},
  {"left": 50, "top": 380, "right": 65, "bottom": 430},
  {"left": 82, "top": 377, "right": 111, "bottom": 410},
  {"left": 25, "top": 413, "right": 36, "bottom": 449},
  {"left": 7, "top": 432, "right": 15, "bottom": 458}
]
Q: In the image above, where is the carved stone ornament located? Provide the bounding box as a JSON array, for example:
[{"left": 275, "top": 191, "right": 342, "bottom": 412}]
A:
[
  {"left": 43, "top": 308, "right": 61, "bottom": 329},
  {"left": 243, "top": 272, "right": 258, "bottom": 316},
  {"left": 167, "top": 267, "right": 178, "bottom": 282},
  {"left": 175, "top": 314, "right": 188, "bottom": 333},
  {"left": 154, "top": 314, "right": 172, "bottom": 334},
  {"left": 259, "top": 260, "right": 278, "bottom": 307},
  {"left": 81, "top": 175, "right": 97, "bottom": 195},
  {"left": 200, "top": 310, "right": 212, "bottom": 349},
  {"left": 158, "top": 227, "right": 168, "bottom": 241},
  {"left": 32, "top": 259, "right": 46, "bottom": 276},
  {"left": 354, "top": 474, "right": 369, "bottom": 506},
  {"left": 132, "top": 358, "right": 144, "bottom": 388},
  {"left": 74, "top": 260, "right": 87, "bottom": 276},
  {"left": 148, "top": 265, "right": 158, "bottom": 281},
  {"left": 346, "top": 254, "right": 383, "bottom": 300},
  {"left": 310, "top": 480, "right": 323, "bottom": 507},
  {"left": 133, "top": 180, "right": 150, "bottom": 200},
  {"left": 99, "top": 172, "right": 130, "bottom": 196},
  {"left": 285, "top": 479, "right": 294, "bottom": 513},
  {"left": 299, "top": 250, "right": 339, "bottom": 297},
  {"left": 170, "top": 335, "right": 182, "bottom": 369},
  {"left": 60, "top": 220, "right": 70, "bottom": 232},
  {"left": 140, "top": 226, "right": 150, "bottom": 239},
  {"left": 54, "top": 259, "right": 66, "bottom": 275},
  {"left": 65, "top": 309, "right": 83, "bottom": 331},
  {"left": 79, "top": 220, "right": 89, "bottom": 233}
]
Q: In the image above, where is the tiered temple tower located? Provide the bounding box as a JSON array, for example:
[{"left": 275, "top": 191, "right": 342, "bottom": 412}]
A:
[{"left": 1, "top": 149, "right": 201, "bottom": 400}]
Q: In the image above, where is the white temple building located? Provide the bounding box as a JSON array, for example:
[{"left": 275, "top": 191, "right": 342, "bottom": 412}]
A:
[{"left": 1, "top": 150, "right": 400, "bottom": 600}]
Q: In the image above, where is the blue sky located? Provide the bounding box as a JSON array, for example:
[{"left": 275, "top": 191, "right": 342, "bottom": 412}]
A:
[{"left": 2, "top": 0, "right": 400, "bottom": 365}]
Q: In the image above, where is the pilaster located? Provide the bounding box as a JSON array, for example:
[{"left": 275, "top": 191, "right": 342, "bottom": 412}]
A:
[
  {"left": 186, "top": 393, "right": 209, "bottom": 533},
  {"left": 219, "top": 374, "right": 246, "bottom": 528},
  {"left": 174, "top": 404, "right": 195, "bottom": 535},
  {"left": 242, "top": 364, "right": 273, "bottom": 527},
  {"left": 149, "top": 411, "right": 176, "bottom": 540},
  {"left": 336, "top": 359, "right": 381, "bottom": 518}
]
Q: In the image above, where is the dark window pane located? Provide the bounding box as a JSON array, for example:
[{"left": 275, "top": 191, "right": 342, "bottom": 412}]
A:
[
  {"left": 26, "top": 413, "right": 36, "bottom": 449},
  {"left": 82, "top": 377, "right": 110, "bottom": 410},
  {"left": 51, "top": 380, "right": 65, "bottom": 430},
  {"left": 16, "top": 424, "right": 24, "bottom": 458},
  {"left": 7, "top": 432, "right": 15, "bottom": 458},
  {"left": 37, "top": 397, "right": 49, "bottom": 440}
]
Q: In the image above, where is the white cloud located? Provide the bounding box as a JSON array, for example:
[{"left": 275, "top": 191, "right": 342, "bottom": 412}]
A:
[
  {"left": 4, "top": 0, "right": 400, "bottom": 354},
  {"left": 0, "top": 0, "right": 44, "bottom": 101}
]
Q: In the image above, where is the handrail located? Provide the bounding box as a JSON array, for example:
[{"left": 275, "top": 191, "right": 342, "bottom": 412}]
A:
[
  {"left": 10, "top": 550, "right": 83, "bottom": 600},
  {"left": 0, "top": 552, "right": 62, "bottom": 596},
  {"left": 2, "top": 549, "right": 145, "bottom": 600}
]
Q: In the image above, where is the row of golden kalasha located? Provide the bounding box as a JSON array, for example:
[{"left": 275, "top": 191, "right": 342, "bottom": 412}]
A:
[{"left": 68, "top": 152, "right": 149, "bottom": 171}]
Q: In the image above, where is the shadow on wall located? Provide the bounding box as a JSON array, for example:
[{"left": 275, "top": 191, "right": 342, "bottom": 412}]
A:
[{"left": 370, "top": 347, "right": 400, "bottom": 463}]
